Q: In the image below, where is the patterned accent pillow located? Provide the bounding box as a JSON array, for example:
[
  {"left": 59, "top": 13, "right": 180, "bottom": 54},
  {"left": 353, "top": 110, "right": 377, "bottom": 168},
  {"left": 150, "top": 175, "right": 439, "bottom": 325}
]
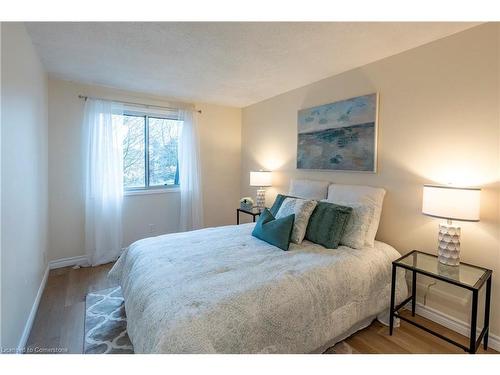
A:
[
  {"left": 338, "top": 203, "right": 374, "bottom": 249},
  {"left": 327, "top": 184, "right": 385, "bottom": 247},
  {"left": 275, "top": 197, "right": 317, "bottom": 244},
  {"left": 269, "top": 194, "right": 289, "bottom": 216}
]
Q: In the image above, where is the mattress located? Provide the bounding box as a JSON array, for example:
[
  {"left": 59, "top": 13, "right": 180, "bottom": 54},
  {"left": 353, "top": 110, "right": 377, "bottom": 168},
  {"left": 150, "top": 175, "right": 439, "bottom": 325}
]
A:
[{"left": 109, "top": 223, "right": 408, "bottom": 353}]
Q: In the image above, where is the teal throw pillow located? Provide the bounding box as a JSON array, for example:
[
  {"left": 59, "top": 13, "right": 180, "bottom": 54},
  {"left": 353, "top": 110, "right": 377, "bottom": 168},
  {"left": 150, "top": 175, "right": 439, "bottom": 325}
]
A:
[
  {"left": 252, "top": 208, "right": 295, "bottom": 251},
  {"left": 305, "top": 202, "right": 352, "bottom": 249}
]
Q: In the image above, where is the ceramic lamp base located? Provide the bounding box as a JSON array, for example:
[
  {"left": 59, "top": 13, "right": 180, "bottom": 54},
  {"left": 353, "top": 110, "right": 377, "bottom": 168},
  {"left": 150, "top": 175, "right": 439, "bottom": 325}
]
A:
[
  {"left": 438, "top": 223, "right": 461, "bottom": 266},
  {"left": 438, "top": 262, "right": 461, "bottom": 279},
  {"left": 256, "top": 188, "right": 266, "bottom": 208}
]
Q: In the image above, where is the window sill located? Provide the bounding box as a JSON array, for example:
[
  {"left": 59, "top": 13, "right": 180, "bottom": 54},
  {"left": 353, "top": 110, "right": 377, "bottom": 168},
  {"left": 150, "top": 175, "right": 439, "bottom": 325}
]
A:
[{"left": 124, "top": 187, "right": 180, "bottom": 196}]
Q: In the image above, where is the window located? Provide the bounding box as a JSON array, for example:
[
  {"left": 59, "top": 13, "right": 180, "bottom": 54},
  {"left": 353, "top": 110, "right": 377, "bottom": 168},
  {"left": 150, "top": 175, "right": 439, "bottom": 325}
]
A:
[{"left": 116, "top": 112, "right": 183, "bottom": 190}]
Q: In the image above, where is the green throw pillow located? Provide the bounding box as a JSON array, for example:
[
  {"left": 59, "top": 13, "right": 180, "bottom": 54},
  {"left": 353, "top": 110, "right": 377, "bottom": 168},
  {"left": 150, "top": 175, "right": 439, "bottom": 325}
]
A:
[
  {"left": 252, "top": 208, "right": 295, "bottom": 251},
  {"left": 305, "top": 202, "right": 352, "bottom": 249}
]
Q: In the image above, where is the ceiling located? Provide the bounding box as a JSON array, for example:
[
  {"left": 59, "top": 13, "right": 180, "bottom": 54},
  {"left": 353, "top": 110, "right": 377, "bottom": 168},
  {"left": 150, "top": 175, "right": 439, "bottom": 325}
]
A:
[{"left": 25, "top": 22, "right": 480, "bottom": 107}]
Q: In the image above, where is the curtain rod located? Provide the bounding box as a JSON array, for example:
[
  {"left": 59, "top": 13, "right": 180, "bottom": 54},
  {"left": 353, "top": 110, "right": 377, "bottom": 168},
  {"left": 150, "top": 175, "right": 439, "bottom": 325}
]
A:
[{"left": 78, "top": 95, "right": 202, "bottom": 114}]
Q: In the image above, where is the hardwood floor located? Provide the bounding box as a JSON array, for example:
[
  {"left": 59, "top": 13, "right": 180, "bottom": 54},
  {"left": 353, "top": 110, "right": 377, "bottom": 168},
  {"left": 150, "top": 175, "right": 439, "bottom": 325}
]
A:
[
  {"left": 345, "top": 312, "right": 495, "bottom": 354},
  {"left": 27, "top": 264, "right": 497, "bottom": 354},
  {"left": 27, "top": 263, "right": 116, "bottom": 354}
]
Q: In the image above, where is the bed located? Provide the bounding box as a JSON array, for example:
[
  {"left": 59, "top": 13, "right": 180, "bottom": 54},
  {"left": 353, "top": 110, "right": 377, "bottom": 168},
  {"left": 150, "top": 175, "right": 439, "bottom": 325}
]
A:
[{"left": 109, "top": 222, "right": 408, "bottom": 353}]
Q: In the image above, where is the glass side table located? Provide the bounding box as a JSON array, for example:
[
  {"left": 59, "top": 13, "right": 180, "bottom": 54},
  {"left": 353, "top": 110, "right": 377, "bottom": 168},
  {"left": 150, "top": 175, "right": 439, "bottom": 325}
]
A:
[
  {"left": 236, "top": 207, "right": 263, "bottom": 224},
  {"left": 390, "top": 250, "right": 492, "bottom": 353}
]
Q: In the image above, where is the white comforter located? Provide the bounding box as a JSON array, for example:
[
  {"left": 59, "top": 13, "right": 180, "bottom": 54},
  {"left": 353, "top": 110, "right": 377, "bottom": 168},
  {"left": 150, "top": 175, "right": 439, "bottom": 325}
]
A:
[{"left": 109, "top": 223, "right": 407, "bottom": 353}]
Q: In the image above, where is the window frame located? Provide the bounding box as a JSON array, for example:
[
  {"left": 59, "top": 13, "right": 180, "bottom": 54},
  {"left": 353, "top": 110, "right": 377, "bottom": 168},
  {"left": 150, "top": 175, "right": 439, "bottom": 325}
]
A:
[{"left": 122, "top": 109, "right": 181, "bottom": 193}]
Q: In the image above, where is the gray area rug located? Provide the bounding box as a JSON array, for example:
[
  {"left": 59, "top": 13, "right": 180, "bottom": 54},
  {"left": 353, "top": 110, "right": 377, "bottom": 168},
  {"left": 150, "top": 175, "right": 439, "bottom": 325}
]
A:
[
  {"left": 84, "top": 287, "right": 356, "bottom": 354},
  {"left": 84, "top": 286, "right": 133, "bottom": 354}
]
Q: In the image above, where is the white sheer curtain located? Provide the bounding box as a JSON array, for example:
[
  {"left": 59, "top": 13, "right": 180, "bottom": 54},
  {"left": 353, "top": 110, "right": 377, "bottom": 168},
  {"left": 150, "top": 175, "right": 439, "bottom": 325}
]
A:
[
  {"left": 178, "top": 109, "right": 204, "bottom": 231},
  {"left": 83, "top": 99, "right": 124, "bottom": 266}
]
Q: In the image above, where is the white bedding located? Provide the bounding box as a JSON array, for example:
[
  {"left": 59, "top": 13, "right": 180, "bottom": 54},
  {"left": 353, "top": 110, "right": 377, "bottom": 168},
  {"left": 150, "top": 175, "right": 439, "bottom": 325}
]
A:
[{"left": 109, "top": 223, "right": 407, "bottom": 353}]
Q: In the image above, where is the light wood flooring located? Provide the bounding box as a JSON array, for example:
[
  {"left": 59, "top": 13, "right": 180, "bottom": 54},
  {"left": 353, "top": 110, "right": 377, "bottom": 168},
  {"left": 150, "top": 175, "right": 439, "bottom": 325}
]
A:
[{"left": 26, "top": 264, "right": 497, "bottom": 354}]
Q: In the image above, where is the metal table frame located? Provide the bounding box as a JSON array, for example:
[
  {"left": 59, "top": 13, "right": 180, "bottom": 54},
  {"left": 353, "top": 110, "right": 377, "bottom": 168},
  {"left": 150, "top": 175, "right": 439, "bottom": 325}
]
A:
[
  {"left": 390, "top": 250, "right": 492, "bottom": 353},
  {"left": 236, "top": 207, "right": 262, "bottom": 225}
]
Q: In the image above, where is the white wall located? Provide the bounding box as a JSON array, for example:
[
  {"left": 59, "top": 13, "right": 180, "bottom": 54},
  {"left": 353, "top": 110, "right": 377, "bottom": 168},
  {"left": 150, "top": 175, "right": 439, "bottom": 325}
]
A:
[
  {"left": 47, "top": 78, "right": 241, "bottom": 261},
  {"left": 241, "top": 24, "right": 500, "bottom": 337},
  {"left": 0, "top": 20, "right": 3, "bottom": 350},
  {"left": 197, "top": 102, "right": 242, "bottom": 228},
  {"left": 0, "top": 23, "right": 48, "bottom": 351}
]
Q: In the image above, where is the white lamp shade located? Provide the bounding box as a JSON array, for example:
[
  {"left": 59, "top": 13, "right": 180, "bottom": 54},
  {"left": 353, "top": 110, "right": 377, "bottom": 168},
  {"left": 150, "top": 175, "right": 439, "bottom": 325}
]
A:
[
  {"left": 422, "top": 185, "right": 480, "bottom": 222},
  {"left": 250, "top": 171, "right": 272, "bottom": 187}
]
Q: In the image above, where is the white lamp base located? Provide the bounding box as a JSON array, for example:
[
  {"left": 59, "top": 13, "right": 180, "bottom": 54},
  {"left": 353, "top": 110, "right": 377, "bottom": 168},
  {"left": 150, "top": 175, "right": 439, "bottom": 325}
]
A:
[
  {"left": 438, "top": 262, "right": 461, "bottom": 279},
  {"left": 438, "top": 223, "right": 461, "bottom": 266},
  {"left": 256, "top": 188, "right": 266, "bottom": 209}
]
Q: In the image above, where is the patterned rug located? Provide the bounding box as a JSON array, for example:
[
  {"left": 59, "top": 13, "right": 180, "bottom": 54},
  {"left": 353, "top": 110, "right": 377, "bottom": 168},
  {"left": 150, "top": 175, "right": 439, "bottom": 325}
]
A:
[
  {"left": 84, "top": 287, "right": 356, "bottom": 354},
  {"left": 84, "top": 287, "right": 133, "bottom": 353}
]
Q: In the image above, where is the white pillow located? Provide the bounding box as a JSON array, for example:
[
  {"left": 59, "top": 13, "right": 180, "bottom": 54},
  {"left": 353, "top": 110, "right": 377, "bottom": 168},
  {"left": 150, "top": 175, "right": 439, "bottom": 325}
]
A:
[
  {"left": 275, "top": 197, "right": 317, "bottom": 244},
  {"left": 288, "top": 179, "right": 329, "bottom": 200},
  {"left": 339, "top": 203, "right": 374, "bottom": 249},
  {"left": 326, "top": 184, "right": 385, "bottom": 247}
]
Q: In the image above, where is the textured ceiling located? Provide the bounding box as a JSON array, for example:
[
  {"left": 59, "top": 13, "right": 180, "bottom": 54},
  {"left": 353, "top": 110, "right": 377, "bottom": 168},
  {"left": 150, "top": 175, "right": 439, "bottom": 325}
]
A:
[{"left": 25, "top": 22, "right": 479, "bottom": 107}]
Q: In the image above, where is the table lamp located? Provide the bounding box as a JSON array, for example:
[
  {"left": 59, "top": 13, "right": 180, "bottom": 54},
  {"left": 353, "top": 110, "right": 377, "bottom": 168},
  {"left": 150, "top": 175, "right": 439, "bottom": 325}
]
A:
[
  {"left": 422, "top": 184, "right": 481, "bottom": 266},
  {"left": 250, "top": 171, "right": 272, "bottom": 209}
]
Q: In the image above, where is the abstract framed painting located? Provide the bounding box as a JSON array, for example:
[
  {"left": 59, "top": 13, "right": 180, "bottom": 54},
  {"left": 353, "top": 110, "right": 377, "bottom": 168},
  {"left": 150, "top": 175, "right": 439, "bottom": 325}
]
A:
[{"left": 297, "top": 93, "right": 379, "bottom": 172}]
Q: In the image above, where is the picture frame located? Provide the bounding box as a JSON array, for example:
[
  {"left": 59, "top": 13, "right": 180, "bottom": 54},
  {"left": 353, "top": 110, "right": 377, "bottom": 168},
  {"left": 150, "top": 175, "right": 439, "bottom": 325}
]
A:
[{"left": 297, "top": 93, "right": 379, "bottom": 173}]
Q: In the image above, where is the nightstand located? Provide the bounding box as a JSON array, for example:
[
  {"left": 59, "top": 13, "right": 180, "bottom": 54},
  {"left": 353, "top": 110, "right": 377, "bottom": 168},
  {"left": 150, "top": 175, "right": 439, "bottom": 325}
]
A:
[
  {"left": 236, "top": 207, "right": 263, "bottom": 225},
  {"left": 390, "top": 250, "right": 492, "bottom": 353}
]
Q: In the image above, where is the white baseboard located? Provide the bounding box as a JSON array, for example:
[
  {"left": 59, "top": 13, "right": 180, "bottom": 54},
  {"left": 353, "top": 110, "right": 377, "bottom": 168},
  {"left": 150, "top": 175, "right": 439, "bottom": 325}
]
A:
[
  {"left": 16, "top": 265, "right": 49, "bottom": 353},
  {"left": 413, "top": 302, "right": 500, "bottom": 351},
  {"left": 48, "top": 252, "right": 126, "bottom": 269},
  {"left": 15, "top": 255, "right": 88, "bottom": 353},
  {"left": 48, "top": 255, "right": 88, "bottom": 269}
]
